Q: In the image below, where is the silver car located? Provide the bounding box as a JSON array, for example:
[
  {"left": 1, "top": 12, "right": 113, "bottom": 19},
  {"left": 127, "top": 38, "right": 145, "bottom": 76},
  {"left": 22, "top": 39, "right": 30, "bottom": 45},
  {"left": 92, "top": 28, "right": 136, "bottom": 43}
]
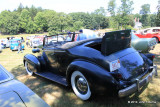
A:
[{"left": 0, "top": 64, "right": 49, "bottom": 107}]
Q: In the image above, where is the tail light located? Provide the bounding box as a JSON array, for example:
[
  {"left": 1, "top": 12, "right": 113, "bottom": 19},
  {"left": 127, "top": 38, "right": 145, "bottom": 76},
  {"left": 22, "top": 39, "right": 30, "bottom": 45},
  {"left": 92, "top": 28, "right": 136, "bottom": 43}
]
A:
[
  {"left": 152, "top": 55, "right": 155, "bottom": 59},
  {"left": 110, "top": 70, "right": 123, "bottom": 80},
  {"left": 144, "top": 53, "right": 155, "bottom": 61},
  {"left": 116, "top": 73, "right": 122, "bottom": 79}
]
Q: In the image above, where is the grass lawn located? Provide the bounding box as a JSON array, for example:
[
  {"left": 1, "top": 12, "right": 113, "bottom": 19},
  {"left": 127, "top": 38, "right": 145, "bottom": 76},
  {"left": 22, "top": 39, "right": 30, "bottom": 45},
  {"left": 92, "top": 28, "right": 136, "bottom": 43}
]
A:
[{"left": 0, "top": 34, "right": 160, "bottom": 107}]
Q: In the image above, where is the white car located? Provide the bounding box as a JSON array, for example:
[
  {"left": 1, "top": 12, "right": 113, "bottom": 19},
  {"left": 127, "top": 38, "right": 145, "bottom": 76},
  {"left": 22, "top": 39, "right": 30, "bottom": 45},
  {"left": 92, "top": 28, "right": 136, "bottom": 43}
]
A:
[{"left": 0, "top": 45, "right": 2, "bottom": 52}]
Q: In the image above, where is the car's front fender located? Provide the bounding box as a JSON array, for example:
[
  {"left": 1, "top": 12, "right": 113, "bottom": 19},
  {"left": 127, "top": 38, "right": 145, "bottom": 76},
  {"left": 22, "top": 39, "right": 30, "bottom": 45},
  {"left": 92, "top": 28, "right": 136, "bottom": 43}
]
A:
[
  {"left": 66, "top": 60, "right": 119, "bottom": 94},
  {"left": 23, "top": 54, "right": 41, "bottom": 72}
]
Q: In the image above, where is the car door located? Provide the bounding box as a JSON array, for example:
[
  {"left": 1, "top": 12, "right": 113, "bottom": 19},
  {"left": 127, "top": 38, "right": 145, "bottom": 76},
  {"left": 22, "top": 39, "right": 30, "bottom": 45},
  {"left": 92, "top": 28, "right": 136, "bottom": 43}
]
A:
[
  {"left": 43, "top": 46, "right": 59, "bottom": 74},
  {"left": 42, "top": 37, "right": 66, "bottom": 76}
]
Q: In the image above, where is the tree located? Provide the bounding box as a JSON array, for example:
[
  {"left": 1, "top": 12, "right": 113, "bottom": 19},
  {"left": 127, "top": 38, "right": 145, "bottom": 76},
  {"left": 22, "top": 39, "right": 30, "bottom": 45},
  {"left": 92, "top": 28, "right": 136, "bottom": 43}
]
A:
[
  {"left": 0, "top": 11, "right": 19, "bottom": 34},
  {"left": 73, "top": 21, "right": 83, "bottom": 31},
  {"left": 57, "top": 12, "right": 72, "bottom": 32},
  {"left": 29, "top": 5, "right": 43, "bottom": 20},
  {"left": 92, "top": 7, "right": 108, "bottom": 29},
  {"left": 150, "top": 14, "right": 156, "bottom": 27},
  {"left": 26, "top": 17, "right": 36, "bottom": 33},
  {"left": 94, "top": 7, "right": 106, "bottom": 16},
  {"left": 107, "top": 0, "right": 117, "bottom": 29},
  {"left": 17, "top": 3, "right": 24, "bottom": 13},
  {"left": 108, "top": 0, "right": 116, "bottom": 16},
  {"left": 139, "top": 4, "right": 150, "bottom": 27},
  {"left": 117, "top": 0, "right": 134, "bottom": 29},
  {"left": 34, "top": 12, "right": 48, "bottom": 32},
  {"left": 19, "top": 9, "right": 31, "bottom": 33},
  {"left": 156, "top": 0, "right": 160, "bottom": 26}
]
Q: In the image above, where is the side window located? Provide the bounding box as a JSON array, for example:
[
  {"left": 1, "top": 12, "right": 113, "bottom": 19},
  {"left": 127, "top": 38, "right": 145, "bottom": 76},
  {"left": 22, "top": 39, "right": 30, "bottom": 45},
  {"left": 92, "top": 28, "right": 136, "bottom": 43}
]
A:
[
  {"left": 144, "top": 30, "right": 148, "bottom": 33},
  {"left": 153, "top": 29, "right": 159, "bottom": 32}
]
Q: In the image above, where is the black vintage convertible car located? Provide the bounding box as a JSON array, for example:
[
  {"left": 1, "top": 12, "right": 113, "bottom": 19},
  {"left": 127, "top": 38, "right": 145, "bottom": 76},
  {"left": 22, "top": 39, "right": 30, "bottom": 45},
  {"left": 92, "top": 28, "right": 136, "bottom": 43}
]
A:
[{"left": 23, "top": 30, "right": 158, "bottom": 100}]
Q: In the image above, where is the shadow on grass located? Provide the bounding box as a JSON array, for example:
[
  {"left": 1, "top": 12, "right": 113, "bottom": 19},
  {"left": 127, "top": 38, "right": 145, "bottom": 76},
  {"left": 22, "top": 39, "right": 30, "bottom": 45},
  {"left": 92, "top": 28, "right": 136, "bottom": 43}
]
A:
[{"left": 10, "top": 64, "right": 160, "bottom": 107}]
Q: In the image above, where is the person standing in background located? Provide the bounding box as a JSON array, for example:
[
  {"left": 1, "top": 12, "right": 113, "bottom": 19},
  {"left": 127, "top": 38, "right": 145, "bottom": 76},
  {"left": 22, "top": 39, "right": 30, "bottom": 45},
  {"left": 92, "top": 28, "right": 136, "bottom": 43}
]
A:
[
  {"left": 66, "top": 32, "right": 72, "bottom": 41},
  {"left": 17, "top": 40, "right": 23, "bottom": 53},
  {"left": 76, "top": 29, "right": 87, "bottom": 41}
]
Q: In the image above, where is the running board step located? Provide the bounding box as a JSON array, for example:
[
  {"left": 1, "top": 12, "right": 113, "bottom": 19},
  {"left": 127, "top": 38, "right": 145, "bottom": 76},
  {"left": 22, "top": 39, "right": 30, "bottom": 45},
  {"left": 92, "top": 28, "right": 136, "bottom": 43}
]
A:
[{"left": 35, "top": 72, "right": 68, "bottom": 86}]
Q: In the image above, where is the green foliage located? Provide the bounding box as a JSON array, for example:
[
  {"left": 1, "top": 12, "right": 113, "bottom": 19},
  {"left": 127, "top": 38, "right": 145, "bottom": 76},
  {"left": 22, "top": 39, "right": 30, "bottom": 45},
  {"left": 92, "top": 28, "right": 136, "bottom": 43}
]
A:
[
  {"left": 156, "top": 10, "right": 160, "bottom": 26},
  {"left": 149, "top": 14, "right": 156, "bottom": 27},
  {"left": 107, "top": 0, "right": 134, "bottom": 29},
  {"left": 26, "top": 18, "right": 36, "bottom": 33},
  {"left": 108, "top": 0, "right": 116, "bottom": 16},
  {"left": 73, "top": 21, "right": 83, "bottom": 30},
  {"left": 0, "top": 11, "right": 19, "bottom": 34},
  {"left": 0, "top": 3, "right": 158, "bottom": 35},
  {"left": 19, "top": 9, "right": 31, "bottom": 33},
  {"left": 139, "top": 4, "right": 150, "bottom": 27},
  {"left": 156, "top": 0, "right": 160, "bottom": 26},
  {"left": 140, "top": 4, "right": 150, "bottom": 15},
  {"left": 117, "top": 0, "right": 134, "bottom": 29},
  {"left": 34, "top": 12, "right": 48, "bottom": 32}
]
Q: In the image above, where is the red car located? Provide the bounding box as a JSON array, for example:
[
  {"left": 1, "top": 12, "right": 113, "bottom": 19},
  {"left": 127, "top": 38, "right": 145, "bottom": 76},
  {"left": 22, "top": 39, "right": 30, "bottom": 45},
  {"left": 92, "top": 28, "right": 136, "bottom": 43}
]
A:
[{"left": 135, "top": 27, "right": 160, "bottom": 43}]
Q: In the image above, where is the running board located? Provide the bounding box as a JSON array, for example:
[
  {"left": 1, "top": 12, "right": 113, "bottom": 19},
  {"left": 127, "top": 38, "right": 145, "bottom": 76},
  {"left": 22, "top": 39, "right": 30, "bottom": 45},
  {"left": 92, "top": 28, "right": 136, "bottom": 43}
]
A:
[{"left": 35, "top": 72, "right": 68, "bottom": 86}]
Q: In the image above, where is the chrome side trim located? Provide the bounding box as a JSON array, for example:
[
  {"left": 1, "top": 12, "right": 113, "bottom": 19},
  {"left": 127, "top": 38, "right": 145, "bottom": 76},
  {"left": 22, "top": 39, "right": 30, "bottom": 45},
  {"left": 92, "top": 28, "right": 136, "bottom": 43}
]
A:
[{"left": 0, "top": 64, "right": 14, "bottom": 84}]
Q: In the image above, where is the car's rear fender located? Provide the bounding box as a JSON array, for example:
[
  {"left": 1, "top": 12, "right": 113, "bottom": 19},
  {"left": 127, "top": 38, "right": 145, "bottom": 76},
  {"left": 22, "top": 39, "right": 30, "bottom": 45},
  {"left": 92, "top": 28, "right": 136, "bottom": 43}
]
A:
[
  {"left": 23, "top": 54, "right": 41, "bottom": 72},
  {"left": 142, "top": 53, "right": 155, "bottom": 62},
  {"left": 66, "top": 60, "right": 119, "bottom": 94}
]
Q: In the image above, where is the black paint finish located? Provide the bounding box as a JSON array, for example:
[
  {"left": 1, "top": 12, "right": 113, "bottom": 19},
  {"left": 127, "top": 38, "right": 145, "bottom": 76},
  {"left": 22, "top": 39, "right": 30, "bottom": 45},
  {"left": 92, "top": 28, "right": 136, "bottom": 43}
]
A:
[{"left": 23, "top": 30, "right": 154, "bottom": 96}]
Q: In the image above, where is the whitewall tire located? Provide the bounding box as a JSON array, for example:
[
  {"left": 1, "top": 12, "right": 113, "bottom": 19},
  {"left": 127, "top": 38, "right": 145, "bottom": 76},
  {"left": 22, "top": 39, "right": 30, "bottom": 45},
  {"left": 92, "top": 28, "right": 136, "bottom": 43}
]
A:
[
  {"left": 25, "top": 61, "right": 34, "bottom": 76},
  {"left": 71, "top": 71, "right": 91, "bottom": 100}
]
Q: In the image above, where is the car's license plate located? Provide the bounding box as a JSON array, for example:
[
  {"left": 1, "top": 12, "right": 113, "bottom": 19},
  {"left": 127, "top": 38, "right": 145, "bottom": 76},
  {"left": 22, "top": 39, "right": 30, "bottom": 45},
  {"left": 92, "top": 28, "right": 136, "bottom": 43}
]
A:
[
  {"left": 146, "top": 74, "right": 152, "bottom": 83},
  {"left": 109, "top": 59, "right": 121, "bottom": 72}
]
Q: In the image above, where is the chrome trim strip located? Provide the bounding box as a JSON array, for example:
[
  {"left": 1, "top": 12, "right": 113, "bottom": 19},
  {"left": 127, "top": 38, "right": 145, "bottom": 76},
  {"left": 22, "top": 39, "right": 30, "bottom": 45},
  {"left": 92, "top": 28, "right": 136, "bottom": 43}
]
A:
[{"left": 0, "top": 64, "right": 14, "bottom": 83}]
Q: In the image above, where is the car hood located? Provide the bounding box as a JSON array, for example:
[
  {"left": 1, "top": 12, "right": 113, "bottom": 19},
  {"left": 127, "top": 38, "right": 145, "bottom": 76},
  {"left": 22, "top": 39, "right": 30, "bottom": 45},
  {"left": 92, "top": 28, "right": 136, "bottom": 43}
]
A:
[
  {"left": 0, "top": 79, "right": 49, "bottom": 107},
  {"left": 0, "top": 65, "right": 49, "bottom": 107},
  {"left": 0, "top": 91, "right": 26, "bottom": 107}
]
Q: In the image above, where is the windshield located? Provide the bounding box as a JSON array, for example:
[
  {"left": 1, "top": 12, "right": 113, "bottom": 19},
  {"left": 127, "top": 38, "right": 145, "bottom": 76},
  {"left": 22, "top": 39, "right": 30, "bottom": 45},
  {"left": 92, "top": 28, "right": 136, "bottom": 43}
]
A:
[
  {"left": 10, "top": 40, "right": 18, "bottom": 44},
  {"left": 32, "top": 39, "right": 40, "bottom": 43},
  {"left": 0, "top": 66, "right": 10, "bottom": 82},
  {"left": 44, "top": 35, "right": 67, "bottom": 46}
]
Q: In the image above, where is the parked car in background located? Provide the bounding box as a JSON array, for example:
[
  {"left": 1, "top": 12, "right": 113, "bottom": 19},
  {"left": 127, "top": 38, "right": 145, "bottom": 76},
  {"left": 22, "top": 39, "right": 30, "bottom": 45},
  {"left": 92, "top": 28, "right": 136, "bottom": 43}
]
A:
[
  {"left": 29, "top": 38, "right": 42, "bottom": 48},
  {"left": 10, "top": 39, "right": 24, "bottom": 51},
  {"left": 33, "top": 35, "right": 45, "bottom": 44},
  {"left": 135, "top": 27, "right": 160, "bottom": 43},
  {"left": 0, "top": 45, "right": 2, "bottom": 52},
  {"left": 0, "top": 64, "right": 49, "bottom": 107},
  {"left": 24, "top": 30, "right": 157, "bottom": 100},
  {"left": 131, "top": 32, "right": 157, "bottom": 53},
  {"left": 0, "top": 39, "right": 10, "bottom": 48}
]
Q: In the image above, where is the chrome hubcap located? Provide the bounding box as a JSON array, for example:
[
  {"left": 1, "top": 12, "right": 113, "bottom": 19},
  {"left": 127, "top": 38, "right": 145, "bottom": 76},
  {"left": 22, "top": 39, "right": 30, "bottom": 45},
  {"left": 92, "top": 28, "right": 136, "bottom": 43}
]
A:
[
  {"left": 76, "top": 77, "right": 88, "bottom": 94},
  {"left": 26, "top": 62, "right": 32, "bottom": 73}
]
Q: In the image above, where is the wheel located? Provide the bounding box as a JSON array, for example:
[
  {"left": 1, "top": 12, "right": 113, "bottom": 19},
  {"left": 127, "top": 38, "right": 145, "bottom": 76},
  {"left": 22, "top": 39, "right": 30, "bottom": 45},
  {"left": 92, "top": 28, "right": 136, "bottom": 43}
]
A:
[
  {"left": 71, "top": 71, "right": 91, "bottom": 100},
  {"left": 25, "top": 61, "right": 34, "bottom": 76},
  {"left": 154, "top": 37, "right": 159, "bottom": 43}
]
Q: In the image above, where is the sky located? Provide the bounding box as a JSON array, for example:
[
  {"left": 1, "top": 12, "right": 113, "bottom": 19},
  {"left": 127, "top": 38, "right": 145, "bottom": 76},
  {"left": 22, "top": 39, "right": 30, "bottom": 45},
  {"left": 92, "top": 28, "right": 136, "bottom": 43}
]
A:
[{"left": 0, "top": 0, "right": 158, "bottom": 15}]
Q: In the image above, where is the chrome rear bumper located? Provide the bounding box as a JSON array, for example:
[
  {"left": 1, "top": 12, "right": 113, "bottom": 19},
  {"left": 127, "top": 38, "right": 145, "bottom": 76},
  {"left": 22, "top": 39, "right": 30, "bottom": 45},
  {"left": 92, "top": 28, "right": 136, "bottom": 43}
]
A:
[{"left": 118, "top": 65, "right": 158, "bottom": 98}]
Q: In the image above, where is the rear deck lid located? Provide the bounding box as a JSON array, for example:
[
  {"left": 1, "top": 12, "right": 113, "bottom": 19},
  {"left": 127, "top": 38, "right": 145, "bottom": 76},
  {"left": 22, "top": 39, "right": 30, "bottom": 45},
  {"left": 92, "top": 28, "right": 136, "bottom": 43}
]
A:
[{"left": 118, "top": 51, "right": 146, "bottom": 81}]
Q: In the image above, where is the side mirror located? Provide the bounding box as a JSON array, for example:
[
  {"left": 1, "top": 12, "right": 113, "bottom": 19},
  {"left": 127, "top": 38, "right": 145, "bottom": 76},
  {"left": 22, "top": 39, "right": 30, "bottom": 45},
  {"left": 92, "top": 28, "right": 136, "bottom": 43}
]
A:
[{"left": 32, "top": 48, "right": 40, "bottom": 53}]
